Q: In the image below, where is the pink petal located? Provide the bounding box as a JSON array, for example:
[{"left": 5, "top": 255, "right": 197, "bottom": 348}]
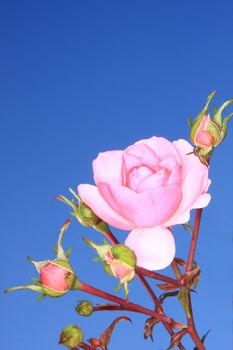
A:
[
  {"left": 125, "top": 227, "right": 175, "bottom": 270},
  {"left": 164, "top": 162, "right": 210, "bottom": 226},
  {"left": 173, "top": 139, "right": 197, "bottom": 179},
  {"left": 124, "top": 143, "right": 160, "bottom": 171},
  {"left": 98, "top": 182, "right": 182, "bottom": 227},
  {"left": 136, "top": 137, "right": 182, "bottom": 163},
  {"left": 136, "top": 172, "right": 164, "bottom": 192},
  {"left": 78, "top": 184, "right": 135, "bottom": 230},
  {"left": 93, "top": 150, "right": 124, "bottom": 186},
  {"left": 191, "top": 193, "right": 211, "bottom": 209},
  {"left": 159, "top": 155, "right": 179, "bottom": 171}
]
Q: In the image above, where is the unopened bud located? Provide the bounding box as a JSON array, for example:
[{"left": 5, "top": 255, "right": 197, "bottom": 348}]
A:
[
  {"left": 189, "top": 92, "right": 233, "bottom": 161},
  {"left": 59, "top": 324, "right": 83, "bottom": 348},
  {"left": 75, "top": 300, "right": 93, "bottom": 317}
]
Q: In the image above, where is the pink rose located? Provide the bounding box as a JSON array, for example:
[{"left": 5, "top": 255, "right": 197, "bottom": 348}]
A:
[
  {"left": 78, "top": 137, "right": 210, "bottom": 270},
  {"left": 40, "top": 261, "right": 71, "bottom": 292},
  {"left": 190, "top": 114, "right": 219, "bottom": 148}
]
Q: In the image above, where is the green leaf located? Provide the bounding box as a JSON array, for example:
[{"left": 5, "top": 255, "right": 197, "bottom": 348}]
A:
[{"left": 178, "top": 287, "right": 191, "bottom": 319}]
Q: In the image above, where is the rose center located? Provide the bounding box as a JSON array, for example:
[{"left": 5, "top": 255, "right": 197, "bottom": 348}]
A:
[{"left": 126, "top": 165, "right": 170, "bottom": 192}]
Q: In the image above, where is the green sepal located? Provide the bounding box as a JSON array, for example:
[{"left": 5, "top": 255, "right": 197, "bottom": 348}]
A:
[
  {"left": 219, "top": 112, "right": 233, "bottom": 144},
  {"left": 37, "top": 294, "right": 46, "bottom": 301},
  {"left": 70, "top": 276, "right": 82, "bottom": 290},
  {"left": 93, "top": 220, "right": 109, "bottom": 234},
  {"left": 113, "top": 282, "right": 121, "bottom": 294},
  {"left": 93, "top": 257, "right": 101, "bottom": 262},
  {"left": 57, "top": 218, "right": 71, "bottom": 261},
  {"left": 4, "top": 284, "right": 44, "bottom": 294},
  {"left": 212, "top": 98, "right": 233, "bottom": 127},
  {"left": 111, "top": 244, "right": 137, "bottom": 268},
  {"left": 102, "top": 261, "right": 114, "bottom": 276},
  {"left": 83, "top": 237, "right": 111, "bottom": 260},
  {"left": 187, "top": 116, "right": 193, "bottom": 127},
  {"left": 195, "top": 91, "right": 216, "bottom": 121},
  {"left": 41, "top": 285, "right": 68, "bottom": 297}
]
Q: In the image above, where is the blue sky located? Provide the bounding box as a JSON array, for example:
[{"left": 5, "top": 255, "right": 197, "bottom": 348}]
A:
[{"left": 1, "top": 1, "right": 232, "bottom": 349}]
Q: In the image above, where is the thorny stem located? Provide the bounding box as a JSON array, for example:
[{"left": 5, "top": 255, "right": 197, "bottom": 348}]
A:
[
  {"left": 186, "top": 208, "right": 203, "bottom": 272},
  {"left": 79, "top": 281, "right": 174, "bottom": 325},
  {"left": 185, "top": 208, "right": 205, "bottom": 350},
  {"left": 104, "top": 230, "right": 185, "bottom": 350}
]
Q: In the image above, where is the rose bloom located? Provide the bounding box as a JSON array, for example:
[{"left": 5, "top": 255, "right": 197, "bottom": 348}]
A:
[{"left": 78, "top": 137, "right": 210, "bottom": 270}]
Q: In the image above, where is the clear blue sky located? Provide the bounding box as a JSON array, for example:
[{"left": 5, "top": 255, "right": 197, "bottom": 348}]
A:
[{"left": 1, "top": 1, "right": 232, "bottom": 349}]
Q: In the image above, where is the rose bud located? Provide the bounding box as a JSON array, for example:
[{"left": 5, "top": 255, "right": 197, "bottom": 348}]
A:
[
  {"left": 59, "top": 324, "right": 83, "bottom": 348},
  {"left": 190, "top": 114, "right": 220, "bottom": 148},
  {"left": 4, "top": 219, "right": 81, "bottom": 299},
  {"left": 33, "top": 259, "right": 77, "bottom": 297},
  {"left": 56, "top": 189, "right": 109, "bottom": 234},
  {"left": 189, "top": 91, "right": 233, "bottom": 161},
  {"left": 84, "top": 238, "right": 136, "bottom": 299},
  {"left": 75, "top": 300, "right": 93, "bottom": 317}
]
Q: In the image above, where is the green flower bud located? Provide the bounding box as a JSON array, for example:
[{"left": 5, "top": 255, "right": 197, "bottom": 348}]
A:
[
  {"left": 75, "top": 301, "right": 93, "bottom": 317},
  {"left": 56, "top": 189, "right": 109, "bottom": 234},
  {"left": 59, "top": 324, "right": 83, "bottom": 348}
]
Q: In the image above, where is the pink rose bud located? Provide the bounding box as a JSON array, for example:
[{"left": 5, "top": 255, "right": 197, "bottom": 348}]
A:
[
  {"left": 189, "top": 92, "right": 233, "bottom": 161},
  {"left": 56, "top": 189, "right": 109, "bottom": 234},
  {"left": 190, "top": 114, "right": 220, "bottom": 148},
  {"left": 4, "top": 219, "right": 81, "bottom": 299},
  {"left": 38, "top": 260, "right": 76, "bottom": 297},
  {"left": 84, "top": 238, "right": 136, "bottom": 299}
]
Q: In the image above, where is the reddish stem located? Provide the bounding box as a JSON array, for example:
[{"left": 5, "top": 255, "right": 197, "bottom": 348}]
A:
[
  {"left": 103, "top": 230, "right": 185, "bottom": 349},
  {"left": 93, "top": 305, "right": 139, "bottom": 313},
  {"left": 186, "top": 208, "right": 203, "bottom": 272},
  {"left": 79, "top": 281, "right": 173, "bottom": 325},
  {"left": 136, "top": 266, "right": 181, "bottom": 287},
  {"left": 185, "top": 208, "right": 205, "bottom": 349}
]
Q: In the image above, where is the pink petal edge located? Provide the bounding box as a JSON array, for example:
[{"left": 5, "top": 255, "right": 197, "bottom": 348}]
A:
[
  {"left": 78, "top": 184, "right": 135, "bottom": 230},
  {"left": 125, "top": 227, "right": 175, "bottom": 271}
]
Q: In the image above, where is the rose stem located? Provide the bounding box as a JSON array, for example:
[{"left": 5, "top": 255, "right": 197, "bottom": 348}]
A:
[
  {"left": 136, "top": 266, "right": 181, "bottom": 287},
  {"left": 104, "top": 229, "right": 185, "bottom": 350},
  {"left": 186, "top": 208, "right": 203, "bottom": 272},
  {"left": 138, "top": 274, "right": 185, "bottom": 350},
  {"left": 93, "top": 305, "right": 139, "bottom": 313},
  {"left": 185, "top": 208, "right": 205, "bottom": 350},
  {"left": 79, "top": 281, "right": 173, "bottom": 324}
]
